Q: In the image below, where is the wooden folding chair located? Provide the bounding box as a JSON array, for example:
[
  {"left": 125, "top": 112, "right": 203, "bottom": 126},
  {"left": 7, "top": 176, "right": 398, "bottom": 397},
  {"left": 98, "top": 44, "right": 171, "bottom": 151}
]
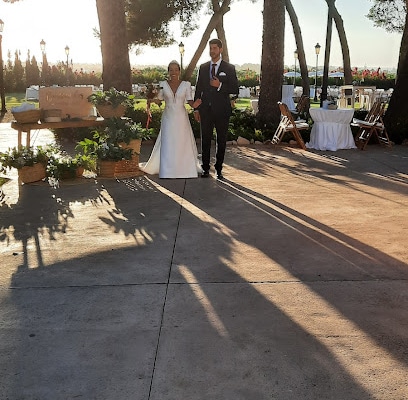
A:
[
  {"left": 271, "top": 102, "right": 308, "bottom": 150},
  {"left": 292, "top": 94, "right": 310, "bottom": 120},
  {"left": 353, "top": 101, "right": 392, "bottom": 150}
]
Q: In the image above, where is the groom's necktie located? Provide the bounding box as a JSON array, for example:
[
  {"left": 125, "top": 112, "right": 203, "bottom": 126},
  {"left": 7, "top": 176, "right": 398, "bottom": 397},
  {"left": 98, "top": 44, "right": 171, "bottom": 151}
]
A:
[{"left": 211, "top": 63, "right": 217, "bottom": 78}]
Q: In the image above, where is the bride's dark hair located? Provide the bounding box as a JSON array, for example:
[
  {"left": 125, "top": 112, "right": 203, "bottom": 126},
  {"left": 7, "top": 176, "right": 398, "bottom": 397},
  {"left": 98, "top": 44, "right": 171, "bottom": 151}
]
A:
[{"left": 168, "top": 60, "right": 181, "bottom": 71}]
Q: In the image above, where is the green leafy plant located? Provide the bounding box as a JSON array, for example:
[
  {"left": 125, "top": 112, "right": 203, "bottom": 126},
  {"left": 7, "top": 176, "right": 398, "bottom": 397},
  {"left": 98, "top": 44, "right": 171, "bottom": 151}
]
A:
[
  {"left": 87, "top": 87, "right": 135, "bottom": 108},
  {"left": 125, "top": 107, "right": 161, "bottom": 138},
  {"left": 102, "top": 117, "right": 151, "bottom": 143},
  {"left": 228, "top": 108, "right": 259, "bottom": 141},
  {"left": 47, "top": 153, "right": 97, "bottom": 180},
  {"left": 0, "top": 145, "right": 51, "bottom": 173},
  {"left": 76, "top": 137, "right": 133, "bottom": 162}
]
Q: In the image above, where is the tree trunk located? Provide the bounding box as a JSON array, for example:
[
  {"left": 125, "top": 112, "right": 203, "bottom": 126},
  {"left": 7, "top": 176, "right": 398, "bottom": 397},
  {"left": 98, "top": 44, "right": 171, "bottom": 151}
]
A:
[
  {"left": 285, "top": 0, "right": 310, "bottom": 97},
  {"left": 320, "top": 7, "right": 333, "bottom": 103},
  {"left": 383, "top": 0, "right": 408, "bottom": 144},
  {"left": 258, "top": 0, "right": 285, "bottom": 131},
  {"left": 213, "top": 0, "right": 230, "bottom": 62},
  {"left": 325, "top": 0, "right": 352, "bottom": 85},
  {"left": 215, "top": 21, "right": 229, "bottom": 62},
  {"left": 183, "top": 1, "right": 231, "bottom": 81},
  {"left": 396, "top": 0, "right": 408, "bottom": 81},
  {"left": 96, "top": 0, "right": 132, "bottom": 93}
]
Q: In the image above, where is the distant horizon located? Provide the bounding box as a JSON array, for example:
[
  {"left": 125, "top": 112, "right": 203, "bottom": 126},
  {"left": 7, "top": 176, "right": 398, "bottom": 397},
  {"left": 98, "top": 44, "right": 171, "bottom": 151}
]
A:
[
  {"left": 64, "top": 63, "right": 398, "bottom": 75},
  {"left": 2, "top": 0, "right": 401, "bottom": 74}
]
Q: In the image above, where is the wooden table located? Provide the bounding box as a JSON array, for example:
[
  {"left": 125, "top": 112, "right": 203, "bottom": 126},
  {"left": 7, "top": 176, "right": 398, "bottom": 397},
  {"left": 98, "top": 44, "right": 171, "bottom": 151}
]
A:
[{"left": 11, "top": 118, "right": 106, "bottom": 149}]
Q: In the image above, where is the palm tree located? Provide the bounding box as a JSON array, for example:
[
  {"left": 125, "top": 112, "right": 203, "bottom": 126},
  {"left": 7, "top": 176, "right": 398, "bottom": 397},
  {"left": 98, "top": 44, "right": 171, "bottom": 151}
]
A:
[
  {"left": 325, "top": 0, "right": 352, "bottom": 85},
  {"left": 96, "top": 0, "right": 132, "bottom": 92},
  {"left": 285, "top": 0, "right": 310, "bottom": 97},
  {"left": 258, "top": 0, "right": 285, "bottom": 129},
  {"left": 183, "top": 0, "right": 232, "bottom": 80},
  {"left": 383, "top": 0, "right": 408, "bottom": 144}
]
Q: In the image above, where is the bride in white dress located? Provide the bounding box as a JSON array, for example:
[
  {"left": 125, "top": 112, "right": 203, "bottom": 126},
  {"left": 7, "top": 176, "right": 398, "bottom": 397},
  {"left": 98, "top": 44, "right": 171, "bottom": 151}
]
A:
[{"left": 139, "top": 60, "right": 202, "bottom": 178}]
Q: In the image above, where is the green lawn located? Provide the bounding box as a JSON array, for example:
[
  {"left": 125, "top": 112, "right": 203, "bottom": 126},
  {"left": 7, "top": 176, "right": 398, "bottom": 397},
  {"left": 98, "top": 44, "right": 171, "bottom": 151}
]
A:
[
  {"left": 4, "top": 93, "right": 360, "bottom": 112},
  {"left": 5, "top": 93, "right": 33, "bottom": 109}
]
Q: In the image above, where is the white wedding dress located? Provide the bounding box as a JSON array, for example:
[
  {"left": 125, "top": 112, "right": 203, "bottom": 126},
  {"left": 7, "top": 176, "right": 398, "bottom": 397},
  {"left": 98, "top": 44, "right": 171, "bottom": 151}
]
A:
[{"left": 139, "top": 80, "right": 201, "bottom": 178}]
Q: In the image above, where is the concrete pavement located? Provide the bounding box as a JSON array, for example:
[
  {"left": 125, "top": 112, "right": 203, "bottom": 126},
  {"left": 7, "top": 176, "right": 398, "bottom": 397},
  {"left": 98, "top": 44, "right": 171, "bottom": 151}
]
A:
[{"left": 0, "top": 122, "right": 408, "bottom": 399}]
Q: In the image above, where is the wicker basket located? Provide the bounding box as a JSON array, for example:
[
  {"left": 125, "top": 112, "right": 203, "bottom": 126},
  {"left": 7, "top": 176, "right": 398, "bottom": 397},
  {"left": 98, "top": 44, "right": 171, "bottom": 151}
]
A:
[
  {"left": 115, "top": 139, "right": 144, "bottom": 178},
  {"left": 97, "top": 160, "right": 117, "bottom": 178},
  {"left": 12, "top": 109, "right": 42, "bottom": 124},
  {"left": 18, "top": 163, "right": 46, "bottom": 183},
  {"left": 96, "top": 104, "right": 126, "bottom": 119}
]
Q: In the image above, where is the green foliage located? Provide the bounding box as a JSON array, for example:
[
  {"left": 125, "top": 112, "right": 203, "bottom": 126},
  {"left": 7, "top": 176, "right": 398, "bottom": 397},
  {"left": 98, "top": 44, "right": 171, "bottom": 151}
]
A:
[
  {"left": 228, "top": 108, "right": 260, "bottom": 141},
  {"left": 75, "top": 118, "right": 141, "bottom": 162},
  {"left": 125, "top": 106, "right": 162, "bottom": 137},
  {"left": 366, "top": 0, "right": 405, "bottom": 34},
  {"left": 102, "top": 117, "right": 152, "bottom": 143},
  {"left": 0, "top": 145, "right": 51, "bottom": 173},
  {"left": 76, "top": 136, "right": 133, "bottom": 162},
  {"left": 47, "top": 153, "right": 96, "bottom": 180},
  {"left": 88, "top": 87, "right": 135, "bottom": 107},
  {"left": 236, "top": 69, "right": 260, "bottom": 88},
  {"left": 126, "top": 0, "right": 205, "bottom": 48},
  {"left": 131, "top": 67, "right": 167, "bottom": 84}
]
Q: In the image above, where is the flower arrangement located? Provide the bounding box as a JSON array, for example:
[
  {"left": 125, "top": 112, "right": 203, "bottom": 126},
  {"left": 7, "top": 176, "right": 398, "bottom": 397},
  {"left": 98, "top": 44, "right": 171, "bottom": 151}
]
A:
[
  {"left": 87, "top": 87, "right": 135, "bottom": 108},
  {"left": 0, "top": 145, "right": 51, "bottom": 173},
  {"left": 145, "top": 83, "right": 162, "bottom": 100}
]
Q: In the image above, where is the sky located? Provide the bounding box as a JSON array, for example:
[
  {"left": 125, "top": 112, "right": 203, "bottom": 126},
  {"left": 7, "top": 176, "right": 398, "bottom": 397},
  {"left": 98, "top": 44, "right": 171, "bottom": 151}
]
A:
[{"left": 0, "top": 0, "right": 402, "bottom": 71}]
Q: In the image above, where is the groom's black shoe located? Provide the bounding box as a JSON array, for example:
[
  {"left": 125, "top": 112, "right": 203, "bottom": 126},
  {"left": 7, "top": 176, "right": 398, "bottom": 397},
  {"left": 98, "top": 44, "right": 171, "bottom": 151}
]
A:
[
  {"left": 201, "top": 171, "right": 210, "bottom": 178},
  {"left": 216, "top": 171, "right": 224, "bottom": 180}
]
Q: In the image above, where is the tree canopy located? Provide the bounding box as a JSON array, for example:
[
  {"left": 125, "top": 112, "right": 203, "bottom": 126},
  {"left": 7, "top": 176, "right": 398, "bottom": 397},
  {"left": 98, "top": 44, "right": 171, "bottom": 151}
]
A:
[
  {"left": 125, "top": 0, "right": 206, "bottom": 48},
  {"left": 366, "top": 0, "right": 406, "bottom": 33}
]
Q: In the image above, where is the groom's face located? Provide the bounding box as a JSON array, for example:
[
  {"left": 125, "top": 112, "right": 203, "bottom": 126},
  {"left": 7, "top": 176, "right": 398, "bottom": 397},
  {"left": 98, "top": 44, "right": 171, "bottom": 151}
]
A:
[{"left": 209, "top": 44, "right": 222, "bottom": 62}]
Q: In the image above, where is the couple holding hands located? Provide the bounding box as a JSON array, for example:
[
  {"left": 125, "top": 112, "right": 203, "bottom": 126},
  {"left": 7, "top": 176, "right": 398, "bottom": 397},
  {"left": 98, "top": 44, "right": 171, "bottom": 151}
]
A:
[{"left": 140, "top": 38, "right": 239, "bottom": 180}]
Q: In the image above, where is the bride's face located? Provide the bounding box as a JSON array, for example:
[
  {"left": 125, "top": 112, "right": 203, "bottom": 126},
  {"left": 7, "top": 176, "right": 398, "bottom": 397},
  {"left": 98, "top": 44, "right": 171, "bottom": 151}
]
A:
[{"left": 168, "top": 64, "right": 181, "bottom": 80}]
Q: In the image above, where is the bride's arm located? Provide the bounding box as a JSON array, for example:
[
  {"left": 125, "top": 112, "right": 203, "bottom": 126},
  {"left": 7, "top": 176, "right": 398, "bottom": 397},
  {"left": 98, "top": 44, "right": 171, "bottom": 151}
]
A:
[
  {"left": 186, "top": 82, "right": 201, "bottom": 109},
  {"left": 187, "top": 99, "right": 202, "bottom": 108}
]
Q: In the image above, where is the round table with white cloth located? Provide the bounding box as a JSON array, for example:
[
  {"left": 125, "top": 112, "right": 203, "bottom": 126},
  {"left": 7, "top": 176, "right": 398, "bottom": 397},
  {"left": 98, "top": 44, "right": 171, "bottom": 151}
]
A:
[{"left": 306, "top": 108, "right": 357, "bottom": 151}]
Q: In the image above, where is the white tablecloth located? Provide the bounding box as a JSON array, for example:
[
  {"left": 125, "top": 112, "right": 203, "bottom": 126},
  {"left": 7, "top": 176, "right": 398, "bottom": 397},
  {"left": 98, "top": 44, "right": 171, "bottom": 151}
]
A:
[
  {"left": 239, "top": 87, "right": 251, "bottom": 98},
  {"left": 251, "top": 99, "right": 259, "bottom": 114},
  {"left": 306, "top": 108, "right": 357, "bottom": 151},
  {"left": 281, "top": 85, "right": 295, "bottom": 111},
  {"left": 25, "top": 87, "right": 39, "bottom": 101}
]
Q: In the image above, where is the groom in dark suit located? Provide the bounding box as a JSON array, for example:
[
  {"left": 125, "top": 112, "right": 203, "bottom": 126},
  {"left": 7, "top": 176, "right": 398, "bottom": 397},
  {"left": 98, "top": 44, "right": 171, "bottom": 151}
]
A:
[{"left": 194, "top": 38, "right": 239, "bottom": 179}]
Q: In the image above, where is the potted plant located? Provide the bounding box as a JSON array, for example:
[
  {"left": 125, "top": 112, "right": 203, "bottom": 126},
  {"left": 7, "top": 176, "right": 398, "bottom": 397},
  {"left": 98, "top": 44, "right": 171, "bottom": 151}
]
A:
[
  {"left": 103, "top": 117, "right": 149, "bottom": 144},
  {"left": 47, "top": 153, "right": 97, "bottom": 182},
  {"left": 92, "top": 117, "right": 151, "bottom": 177},
  {"left": 76, "top": 135, "right": 133, "bottom": 178},
  {"left": 87, "top": 87, "right": 135, "bottom": 119},
  {"left": 0, "top": 145, "right": 52, "bottom": 183}
]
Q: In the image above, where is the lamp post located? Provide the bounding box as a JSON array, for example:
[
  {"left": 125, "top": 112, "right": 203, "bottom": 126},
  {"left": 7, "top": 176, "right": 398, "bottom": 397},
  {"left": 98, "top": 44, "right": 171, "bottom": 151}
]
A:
[
  {"left": 294, "top": 49, "right": 298, "bottom": 87},
  {"left": 40, "top": 39, "right": 46, "bottom": 86},
  {"left": 65, "top": 45, "right": 70, "bottom": 69},
  {"left": 314, "top": 43, "right": 321, "bottom": 102},
  {"left": 179, "top": 42, "right": 185, "bottom": 74},
  {"left": 0, "top": 19, "right": 6, "bottom": 112},
  {"left": 40, "top": 39, "right": 46, "bottom": 54},
  {"left": 65, "top": 45, "right": 70, "bottom": 85}
]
